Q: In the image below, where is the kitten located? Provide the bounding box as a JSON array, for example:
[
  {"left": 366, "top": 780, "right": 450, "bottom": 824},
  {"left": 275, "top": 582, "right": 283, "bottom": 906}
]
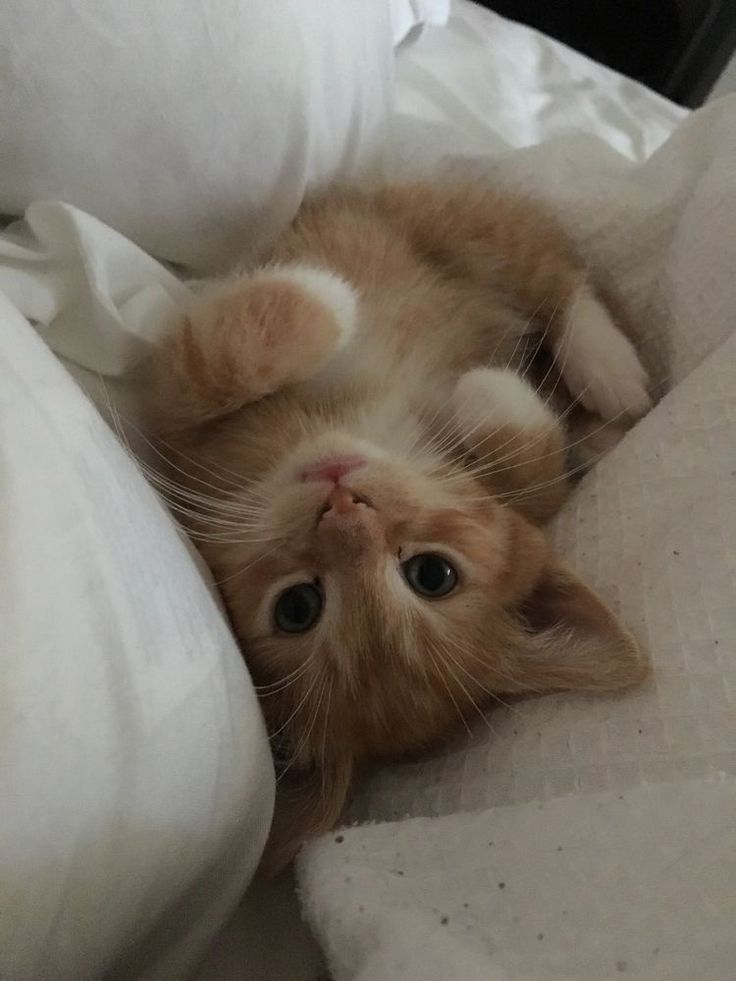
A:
[{"left": 146, "top": 182, "right": 650, "bottom": 870}]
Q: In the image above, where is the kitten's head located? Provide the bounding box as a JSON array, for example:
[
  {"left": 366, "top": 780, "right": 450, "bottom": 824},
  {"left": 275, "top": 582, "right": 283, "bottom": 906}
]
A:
[{"left": 206, "top": 427, "right": 646, "bottom": 871}]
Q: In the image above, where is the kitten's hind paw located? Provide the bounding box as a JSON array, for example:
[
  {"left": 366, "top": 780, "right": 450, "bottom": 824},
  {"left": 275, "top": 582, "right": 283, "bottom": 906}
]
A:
[{"left": 556, "top": 288, "right": 651, "bottom": 422}]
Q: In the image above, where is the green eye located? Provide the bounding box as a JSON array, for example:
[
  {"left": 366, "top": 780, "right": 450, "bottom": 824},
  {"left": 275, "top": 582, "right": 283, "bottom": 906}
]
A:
[
  {"left": 274, "top": 583, "right": 323, "bottom": 633},
  {"left": 402, "top": 553, "right": 458, "bottom": 598}
]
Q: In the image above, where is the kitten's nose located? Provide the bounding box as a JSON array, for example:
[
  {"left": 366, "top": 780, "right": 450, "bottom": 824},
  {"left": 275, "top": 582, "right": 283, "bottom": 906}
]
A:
[{"left": 301, "top": 455, "right": 365, "bottom": 484}]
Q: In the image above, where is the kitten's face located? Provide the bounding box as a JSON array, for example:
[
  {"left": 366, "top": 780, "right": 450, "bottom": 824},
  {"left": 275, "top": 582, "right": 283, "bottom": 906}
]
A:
[
  {"left": 210, "top": 430, "right": 620, "bottom": 754},
  {"left": 204, "top": 431, "right": 644, "bottom": 870}
]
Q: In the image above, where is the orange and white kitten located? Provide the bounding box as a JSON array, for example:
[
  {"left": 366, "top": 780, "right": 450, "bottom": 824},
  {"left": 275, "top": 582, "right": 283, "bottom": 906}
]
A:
[{"left": 147, "top": 183, "right": 650, "bottom": 869}]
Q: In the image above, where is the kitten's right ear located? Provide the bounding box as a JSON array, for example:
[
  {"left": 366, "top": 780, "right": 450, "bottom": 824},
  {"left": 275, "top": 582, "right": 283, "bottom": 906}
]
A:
[
  {"left": 504, "top": 558, "right": 649, "bottom": 695},
  {"left": 259, "top": 753, "right": 353, "bottom": 877}
]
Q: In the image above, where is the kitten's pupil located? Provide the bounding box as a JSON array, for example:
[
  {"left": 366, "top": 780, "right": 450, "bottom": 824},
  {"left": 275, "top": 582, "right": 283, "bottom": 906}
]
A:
[
  {"left": 274, "top": 583, "right": 323, "bottom": 633},
  {"left": 402, "top": 553, "right": 458, "bottom": 598}
]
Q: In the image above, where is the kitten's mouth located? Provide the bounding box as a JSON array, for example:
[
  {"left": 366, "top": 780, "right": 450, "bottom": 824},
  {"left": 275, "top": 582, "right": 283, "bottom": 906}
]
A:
[{"left": 317, "top": 485, "right": 375, "bottom": 524}]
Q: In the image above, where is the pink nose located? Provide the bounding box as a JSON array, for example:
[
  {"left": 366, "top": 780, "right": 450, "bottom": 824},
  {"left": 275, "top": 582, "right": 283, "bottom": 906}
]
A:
[{"left": 301, "top": 455, "right": 365, "bottom": 484}]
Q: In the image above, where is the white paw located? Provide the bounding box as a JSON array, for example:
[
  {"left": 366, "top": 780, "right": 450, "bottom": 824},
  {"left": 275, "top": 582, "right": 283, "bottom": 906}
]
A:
[
  {"left": 256, "top": 263, "right": 358, "bottom": 348},
  {"left": 453, "top": 367, "right": 556, "bottom": 441},
  {"left": 556, "top": 287, "right": 651, "bottom": 421}
]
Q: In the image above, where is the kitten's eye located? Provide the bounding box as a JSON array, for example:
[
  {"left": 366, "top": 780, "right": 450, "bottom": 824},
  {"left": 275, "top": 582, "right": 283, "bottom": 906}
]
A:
[
  {"left": 274, "top": 583, "right": 323, "bottom": 633},
  {"left": 402, "top": 553, "right": 458, "bottom": 598}
]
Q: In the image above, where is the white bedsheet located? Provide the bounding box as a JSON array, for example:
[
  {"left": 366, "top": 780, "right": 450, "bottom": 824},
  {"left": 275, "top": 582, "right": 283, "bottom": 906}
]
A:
[{"left": 391, "top": 0, "right": 686, "bottom": 164}]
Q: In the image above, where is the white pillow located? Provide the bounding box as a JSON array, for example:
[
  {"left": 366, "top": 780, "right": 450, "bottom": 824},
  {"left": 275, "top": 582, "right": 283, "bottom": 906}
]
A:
[
  {"left": 0, "top": 291, "right": 274, "bottom": 981},
  {"left": 0, "top": 1, "right": 393, "bottom": 271}
]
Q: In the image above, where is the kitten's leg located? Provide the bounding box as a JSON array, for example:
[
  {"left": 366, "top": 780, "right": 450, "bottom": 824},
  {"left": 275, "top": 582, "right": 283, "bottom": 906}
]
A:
[
  {"left": 376, "top": 183, "right": 651, "bottom": 422},
  {"left": 452, "top": 367, "right": 568, "bottom": 524},
  {"left": 556, "top": 285, "right": 650, "bottom": 421},
  {"left": 148, "top": 264, "right": 357, "bottom": 433}
]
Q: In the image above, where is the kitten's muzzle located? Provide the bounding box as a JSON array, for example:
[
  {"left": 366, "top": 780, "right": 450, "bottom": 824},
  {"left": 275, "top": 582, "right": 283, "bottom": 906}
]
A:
[
  {"left": 316, "top": 486, "right": 383, "bottom": 564},
  {"left": 318, "top": 485, "right": 374, "bottom": 522}
]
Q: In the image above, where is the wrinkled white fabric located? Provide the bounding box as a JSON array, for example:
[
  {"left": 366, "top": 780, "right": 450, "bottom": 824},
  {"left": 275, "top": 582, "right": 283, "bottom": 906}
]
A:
[
  {"left": 0, "top": 202, "right": 188, "bottom": 375},
  {"left": 392, "top": 0, "right": 686, "bottom": 163}
]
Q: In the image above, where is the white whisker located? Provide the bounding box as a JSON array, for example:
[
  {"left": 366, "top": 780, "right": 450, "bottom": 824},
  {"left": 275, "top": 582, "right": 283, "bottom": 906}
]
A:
[
  {"left": 426, "top": 641, "right": 473, "bottom": 738},
  {"left": 277, "top": 673, "right": 329, "bottom": 783},
  {"left": 213, "top": 543, "right": 282, "bottom": 585},
  {"left": 434, "top": 640, "right": 500, "bottom": 737}
]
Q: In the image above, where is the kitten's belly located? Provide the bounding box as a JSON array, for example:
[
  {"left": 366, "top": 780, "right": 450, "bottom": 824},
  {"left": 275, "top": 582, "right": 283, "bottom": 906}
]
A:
[
  {"left": 306, "top": 306, "right": 532, "bottom": 410},
  {"left": 211, "top": 301, "right": 535, "bottom": 487},
  {"left": 305, "top": 335, "right": 456, "bottom": 415},
  {"left": 290, "top": 290, "right": 538, "bottom": 464}
]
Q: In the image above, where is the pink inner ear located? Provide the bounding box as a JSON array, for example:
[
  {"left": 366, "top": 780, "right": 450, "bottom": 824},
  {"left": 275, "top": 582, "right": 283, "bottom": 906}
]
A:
[
  {"left": 522, "top": 566, "right": 599, "bottom": 635},
  {"left": 505, "top": 558, "right": 648, "bottom": 695}
]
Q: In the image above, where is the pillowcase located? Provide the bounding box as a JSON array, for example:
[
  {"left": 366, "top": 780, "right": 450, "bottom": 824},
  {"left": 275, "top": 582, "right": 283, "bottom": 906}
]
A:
[
  {"left": 0, "top": 1, "right": 393, "bottom": 271},
  {"left": 0, "top": 290, "right": 274, "bottom": 980}
]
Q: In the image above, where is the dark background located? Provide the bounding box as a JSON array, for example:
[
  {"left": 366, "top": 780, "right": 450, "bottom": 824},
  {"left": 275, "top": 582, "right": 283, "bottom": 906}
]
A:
[{"left": 473, "top": 0, "right": 736, "bottom": 106}]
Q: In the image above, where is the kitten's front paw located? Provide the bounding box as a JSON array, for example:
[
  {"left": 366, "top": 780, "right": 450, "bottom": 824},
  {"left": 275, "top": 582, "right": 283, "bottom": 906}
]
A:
[
  {"left": 187, "top": 263, "right": 357, "bottom": 393},
  {"left": 150, "top": 264, "right": 359, "bottom": 429},
  {"left": 453, "top": 367, "right": 557, "bottom": 447},
  {"left": 190, "top": 263, "right": 357, "bottom": 358},
  {"left": 452, "top": 367, "right": 568, "bottom": 522},
  {"left": 557, "top": 288, "right": 651, "bottom": 421}
]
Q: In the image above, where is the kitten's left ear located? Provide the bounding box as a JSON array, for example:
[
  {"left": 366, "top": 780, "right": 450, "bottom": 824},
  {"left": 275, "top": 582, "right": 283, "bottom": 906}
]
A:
[
  {"left": 504, "top": 558, "right": 649, "bottom": 694},
  {"left": 259, "top": 753, "right": 353, "bottom": 876}
]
